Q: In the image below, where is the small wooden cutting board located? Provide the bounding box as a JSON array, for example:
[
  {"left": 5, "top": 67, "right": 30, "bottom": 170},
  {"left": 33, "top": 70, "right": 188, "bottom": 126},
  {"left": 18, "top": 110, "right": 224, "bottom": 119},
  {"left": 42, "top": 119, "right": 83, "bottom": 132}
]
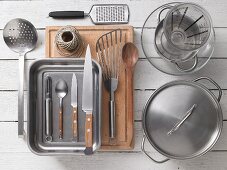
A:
[{"left": 45, "top": 25, "right": 134, "bottom": 150}]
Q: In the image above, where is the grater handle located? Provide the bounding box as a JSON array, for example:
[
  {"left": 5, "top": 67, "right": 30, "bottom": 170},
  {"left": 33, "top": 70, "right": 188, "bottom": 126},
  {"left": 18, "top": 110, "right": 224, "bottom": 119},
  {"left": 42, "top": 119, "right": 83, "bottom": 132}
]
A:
[{"left": 49, "top": 11, "right": 85, "bottom": 19}]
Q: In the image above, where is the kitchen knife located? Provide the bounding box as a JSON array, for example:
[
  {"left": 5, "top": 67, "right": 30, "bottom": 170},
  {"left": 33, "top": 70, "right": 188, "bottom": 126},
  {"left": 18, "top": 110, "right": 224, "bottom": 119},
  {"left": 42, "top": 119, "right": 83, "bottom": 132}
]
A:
[
  {"left": 82, "top": 45, "right": 93, "bottom": 155},
  {"left": 71, "top": 73, "right": 78, "bottom": 140}
]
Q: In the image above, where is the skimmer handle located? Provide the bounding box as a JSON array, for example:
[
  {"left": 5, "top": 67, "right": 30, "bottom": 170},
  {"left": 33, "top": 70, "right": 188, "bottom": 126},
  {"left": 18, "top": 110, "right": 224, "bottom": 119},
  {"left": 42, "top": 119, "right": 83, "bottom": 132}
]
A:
[{"left": 18, "top": 53, "right": 25, "bottom": 138}]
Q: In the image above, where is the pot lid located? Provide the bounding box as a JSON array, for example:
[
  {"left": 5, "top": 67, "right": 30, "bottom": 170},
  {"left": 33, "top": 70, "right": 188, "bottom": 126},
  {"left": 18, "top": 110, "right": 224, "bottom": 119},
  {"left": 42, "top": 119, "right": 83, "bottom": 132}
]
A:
[{"left": 143, "top": 80, "right": 222, "bottom": 159}]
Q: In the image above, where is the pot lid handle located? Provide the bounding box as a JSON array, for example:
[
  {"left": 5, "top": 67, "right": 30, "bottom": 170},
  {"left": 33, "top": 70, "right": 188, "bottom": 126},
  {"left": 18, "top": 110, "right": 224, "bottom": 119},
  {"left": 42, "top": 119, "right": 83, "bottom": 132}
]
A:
[
  {"left": 193, "top": 77, "right": 222, "bottom": 102},
  {"left": 167, "top": 104, "right": 197, "bottom": 136}
]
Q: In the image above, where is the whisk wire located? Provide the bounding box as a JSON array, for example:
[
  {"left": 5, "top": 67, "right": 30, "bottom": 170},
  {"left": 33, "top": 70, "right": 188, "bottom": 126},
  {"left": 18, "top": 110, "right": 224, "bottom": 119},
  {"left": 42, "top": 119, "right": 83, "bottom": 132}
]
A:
[{"left": 96, "top": 29, "right": 123, "bottom": 81}]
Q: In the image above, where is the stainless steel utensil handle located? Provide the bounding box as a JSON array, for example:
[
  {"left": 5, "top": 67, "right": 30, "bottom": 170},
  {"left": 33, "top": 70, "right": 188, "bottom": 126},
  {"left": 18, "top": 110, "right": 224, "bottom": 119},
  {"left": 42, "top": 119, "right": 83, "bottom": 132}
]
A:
[
  {"left": 18, "top": 53, "right": 25, "bottom": 137},
  {"left": 109, "top": 100, "right": 116, "bottom": 139},
  {"left": 45, "top": 98, "right": 52, "bottom": 141},
  {"left": 167, "top": 104, "right": 197, "bottom": 136},
  {"left": 175, "top": 55, "right": 198, "bottom": 72},
  {"left": 141, "top": 133, "right": 169, "bottom": 163},
  {"left": 194, "top": 77, "right": 222, "bottom": 102}
]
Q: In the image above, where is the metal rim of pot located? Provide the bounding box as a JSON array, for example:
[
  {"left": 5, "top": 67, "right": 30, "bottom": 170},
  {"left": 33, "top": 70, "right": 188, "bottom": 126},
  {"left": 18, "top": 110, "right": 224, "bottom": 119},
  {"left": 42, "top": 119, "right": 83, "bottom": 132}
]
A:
[
  {"left": 154, "top": 3, "right": 200, "bottom": 72},
  {"left": 142, "top": 2, "right": 215, "bottom": 74},
  {"left": 141, "top": 77, "right": 223, "bottom": 163},
  {"left": 163, "top": 3, "right": 213, "bottom": 52},
  {"left": 154, "top": 19, "right": 199, "bottom": 72},
  {"left": 154, "top": 2, "right": 214, "bottom": 72}
]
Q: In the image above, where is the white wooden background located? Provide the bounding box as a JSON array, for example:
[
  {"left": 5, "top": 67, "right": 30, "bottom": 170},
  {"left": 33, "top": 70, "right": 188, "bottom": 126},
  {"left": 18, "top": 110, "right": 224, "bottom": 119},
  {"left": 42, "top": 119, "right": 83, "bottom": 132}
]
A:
[{"left": 1, "top": 0, "right": 227, "bottom": 169}]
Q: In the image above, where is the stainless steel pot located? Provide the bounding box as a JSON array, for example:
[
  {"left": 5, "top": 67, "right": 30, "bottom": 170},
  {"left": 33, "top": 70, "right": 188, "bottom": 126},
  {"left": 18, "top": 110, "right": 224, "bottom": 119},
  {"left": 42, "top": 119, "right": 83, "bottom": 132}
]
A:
[{"left": 141, "top": 77, "right": 223, "bottom": 163}]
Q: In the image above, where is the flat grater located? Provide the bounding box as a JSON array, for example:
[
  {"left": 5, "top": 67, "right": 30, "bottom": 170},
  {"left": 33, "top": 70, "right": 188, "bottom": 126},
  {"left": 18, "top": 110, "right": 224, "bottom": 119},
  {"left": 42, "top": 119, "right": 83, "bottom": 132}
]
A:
[{"left": 49, "top": 4, "right": 129, "bottom": 25}]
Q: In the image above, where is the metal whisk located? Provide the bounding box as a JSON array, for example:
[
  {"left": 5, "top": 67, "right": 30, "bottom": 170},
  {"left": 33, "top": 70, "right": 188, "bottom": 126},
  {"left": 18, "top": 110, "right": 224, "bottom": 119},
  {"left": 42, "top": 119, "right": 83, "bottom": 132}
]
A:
[{"left": 96, "top": 29, "right": 123, "bottom": 139}]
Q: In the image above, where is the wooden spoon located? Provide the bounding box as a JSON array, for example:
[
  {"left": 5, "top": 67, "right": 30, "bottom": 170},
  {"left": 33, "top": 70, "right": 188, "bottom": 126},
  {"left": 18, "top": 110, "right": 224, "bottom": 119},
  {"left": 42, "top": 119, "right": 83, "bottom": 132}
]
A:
[
  {"left": 122, "top": 42, "right": 139, "bottom": 145},
  {"left": 122, "top": 42, "right": 139, "bottom": 71}
]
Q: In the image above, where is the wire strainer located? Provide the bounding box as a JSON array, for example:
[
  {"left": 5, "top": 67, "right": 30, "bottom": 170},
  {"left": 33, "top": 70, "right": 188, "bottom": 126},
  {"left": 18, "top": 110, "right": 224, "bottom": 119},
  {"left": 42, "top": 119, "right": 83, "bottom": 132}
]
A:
[
  {"left": 164, "top": 3, "right": 212, "bottom": 51},
  {"left": 141, "top": 2, "right": 215, "bottom": 75}
]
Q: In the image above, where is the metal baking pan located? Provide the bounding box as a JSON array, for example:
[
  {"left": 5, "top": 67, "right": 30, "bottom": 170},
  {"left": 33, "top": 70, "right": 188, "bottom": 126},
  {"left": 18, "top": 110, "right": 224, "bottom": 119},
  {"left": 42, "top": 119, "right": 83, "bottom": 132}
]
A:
[{"left": 27, "top": 58, "right": 102, "bottom": 155}]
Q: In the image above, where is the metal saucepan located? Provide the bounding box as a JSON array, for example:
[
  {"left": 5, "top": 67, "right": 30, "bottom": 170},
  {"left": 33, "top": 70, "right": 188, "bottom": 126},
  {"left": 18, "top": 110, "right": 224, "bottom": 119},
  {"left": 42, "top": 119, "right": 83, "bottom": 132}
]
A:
[{"left": 141, "top": 77, "right": 223, "bottom": 163}]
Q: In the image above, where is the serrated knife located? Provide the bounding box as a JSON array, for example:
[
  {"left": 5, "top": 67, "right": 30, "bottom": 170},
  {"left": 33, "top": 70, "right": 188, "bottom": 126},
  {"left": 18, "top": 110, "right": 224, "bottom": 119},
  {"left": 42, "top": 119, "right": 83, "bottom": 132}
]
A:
[
  {"left": 71, "top": 73, "right": 78, "bottom": 140},
  {"left": 82, "top": 45, "right": 93, "bottom": 155}
]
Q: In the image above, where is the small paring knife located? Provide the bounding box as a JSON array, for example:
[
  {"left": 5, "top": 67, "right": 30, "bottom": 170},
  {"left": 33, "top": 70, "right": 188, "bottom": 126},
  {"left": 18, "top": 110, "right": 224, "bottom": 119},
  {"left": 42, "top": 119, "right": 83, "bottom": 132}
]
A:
[
  {"left": 82, "top": 45, "right": 93, "bottom": 155},
  {"left": 71, "top": 73, "right": 78, "bottom": 141}
]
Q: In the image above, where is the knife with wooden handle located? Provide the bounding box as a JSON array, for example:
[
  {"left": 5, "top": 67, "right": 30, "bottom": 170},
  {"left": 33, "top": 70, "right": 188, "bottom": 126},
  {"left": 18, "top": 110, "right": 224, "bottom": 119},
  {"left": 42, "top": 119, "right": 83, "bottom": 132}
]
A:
[
  {"left": 82, "top": 45, "right": 93, "bottom": 155},
  {"left": 72, "top": 107, "right": 78, "bottom": 138},
  {"left": 71, "top": 73, "right": 78, "bottom": 140}
]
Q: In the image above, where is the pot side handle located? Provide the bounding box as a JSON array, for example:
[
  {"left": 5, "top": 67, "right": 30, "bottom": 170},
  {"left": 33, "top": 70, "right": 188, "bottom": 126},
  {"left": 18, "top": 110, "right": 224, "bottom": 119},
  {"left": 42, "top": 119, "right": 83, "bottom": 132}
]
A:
[
  {"left": 193, "top": 77, "right": 222, "bottom": 102},
  {"left": 141, "top": 133, "right": 169, "bottom": 164},
  {"left": 157, "top": 5, "right": 174, "bottom": 23},
  {"left": 175, "top": 55, "right": 198, "bottom": 72}
]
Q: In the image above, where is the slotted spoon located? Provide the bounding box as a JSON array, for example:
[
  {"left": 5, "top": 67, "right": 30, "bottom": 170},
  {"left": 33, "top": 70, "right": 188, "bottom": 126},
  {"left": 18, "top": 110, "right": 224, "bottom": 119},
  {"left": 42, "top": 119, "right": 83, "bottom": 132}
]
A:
[{"left": 3, "top": 18, "right": 38, "bottom": 137}]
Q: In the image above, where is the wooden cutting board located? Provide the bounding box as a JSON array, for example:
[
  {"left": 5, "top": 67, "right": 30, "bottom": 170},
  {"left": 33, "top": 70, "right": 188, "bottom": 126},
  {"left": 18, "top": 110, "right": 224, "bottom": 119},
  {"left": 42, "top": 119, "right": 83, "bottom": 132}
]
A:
[{"left": 45, "top": 25, "right": 134, "bottom": 150}]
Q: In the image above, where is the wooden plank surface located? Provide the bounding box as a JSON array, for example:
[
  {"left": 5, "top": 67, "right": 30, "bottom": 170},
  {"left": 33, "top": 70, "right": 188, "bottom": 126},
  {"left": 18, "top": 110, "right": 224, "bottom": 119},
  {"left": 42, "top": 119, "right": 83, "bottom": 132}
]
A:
[
  {"left": 3, "top": 89, "right": 227, "bottom": 121},
  {"left": 1, "top": 59, "right": 227, "bottom": 90},
  {"left": 0, "top": 151, "right": 227, "bottom": 170},
  {"left": 1, "top": 0, "right": 227, "bottom": 169},
  {"left": 1, "top": 122, "right": 227, "bottom": 169},
  {"left": 0, "top": 28, "right": 227, "bottom": 60},
  {"left": 1, "top": 122, "right": 227, "bottom": 152},
  {"left": 0, "top": 0, "right": 227, "bottom": 28}
]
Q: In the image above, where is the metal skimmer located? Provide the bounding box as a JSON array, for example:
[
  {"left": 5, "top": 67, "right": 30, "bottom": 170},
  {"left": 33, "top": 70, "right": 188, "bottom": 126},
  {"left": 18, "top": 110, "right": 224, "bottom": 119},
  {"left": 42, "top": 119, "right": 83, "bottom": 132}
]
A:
[{"left": 3, "top": 18, "right": 38, "bottom": 137}]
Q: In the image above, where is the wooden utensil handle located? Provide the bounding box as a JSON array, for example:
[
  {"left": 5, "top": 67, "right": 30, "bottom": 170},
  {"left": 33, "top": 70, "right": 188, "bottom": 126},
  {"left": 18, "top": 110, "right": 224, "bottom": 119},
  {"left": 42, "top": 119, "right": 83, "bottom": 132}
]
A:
[
  {"left": 84, "top": 113, "right": 93, "bottom": 155},
  {"left": 126, "top": 69, "right": 134, "bottom": 147},
  {"left": 59, "top": 110, "right": 63, "bottom": 139},
  {"left": 72, "top": 107, "right": 78, "bottom": 139}
]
